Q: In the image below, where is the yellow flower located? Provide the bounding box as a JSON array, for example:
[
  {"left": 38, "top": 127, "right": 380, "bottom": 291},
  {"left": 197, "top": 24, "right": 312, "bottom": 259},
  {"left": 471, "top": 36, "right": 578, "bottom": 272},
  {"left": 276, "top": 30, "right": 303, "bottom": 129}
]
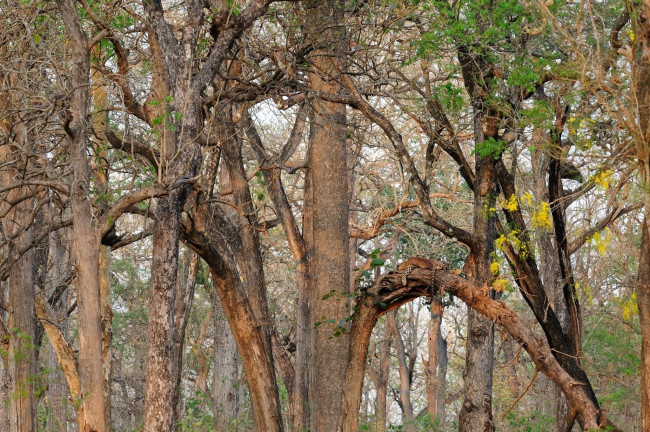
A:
[
  {"left": 592, "top": 169, "right": 613, "bottom": 190},
  {"left": 591, "top": 228, "right": 611, "bottom": 256},
  {"left": 493, "top": 278, "right": 508, "bottom": 292},
  {"left": 500, "top": 194, "right": 518, "bottom": 212},
  {"left": 490, "top": 261, "right": 500, "bottom": 275},
  {"left": 532, "top": 201, "right": 553, "bottom": 230}
]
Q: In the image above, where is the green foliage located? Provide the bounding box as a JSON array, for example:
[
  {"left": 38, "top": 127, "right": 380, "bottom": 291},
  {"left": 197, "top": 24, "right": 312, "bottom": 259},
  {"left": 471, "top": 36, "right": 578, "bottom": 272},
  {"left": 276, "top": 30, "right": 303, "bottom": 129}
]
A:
[
  {"left": 177, "top": 391, "right": 215, "bottom": 431},
  {"left": 472, "top": 137, "right": 507, "bottom": 160},
  {"left": 503, "top": 410, "right": 554, "bottom": 432}
]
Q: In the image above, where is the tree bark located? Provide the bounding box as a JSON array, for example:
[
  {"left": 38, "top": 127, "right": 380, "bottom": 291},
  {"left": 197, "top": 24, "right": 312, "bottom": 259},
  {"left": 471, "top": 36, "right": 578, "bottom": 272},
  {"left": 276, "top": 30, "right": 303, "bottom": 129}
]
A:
[
  {"left": 637, "top": 215, "right": 650, "bottom": 432},
  {"left": 172, "top": 250, "right": 199, "bottom": 428},
  {"left": 56, "top": 0, "right": 107, "bottom": 429},
  {"left": 387, "top": 311, "right": 414, "bottom": 426},
  {"left": 305, "top": 2, "right": 349, "bottom": 429},
  {"left": 458, "top": 116, "right": 498, "bottom": 432},
  {"left": 212, "top": 288, "right": 239, "bottom": 429},
  {"left": 144, "top": 191, "right": 186, "bottom": 432},
  {"left": 375, "top": 321, "right": 391, "bottom": 432},
  {"left": 425, "top": 301, "right": 446, "bottom": 421}
]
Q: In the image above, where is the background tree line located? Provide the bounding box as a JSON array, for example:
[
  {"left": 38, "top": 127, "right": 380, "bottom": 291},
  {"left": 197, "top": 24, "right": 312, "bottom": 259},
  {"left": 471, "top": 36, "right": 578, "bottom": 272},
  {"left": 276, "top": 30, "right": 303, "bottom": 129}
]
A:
[{"left": 0, "top": 0, "right": 647, "bottom": 431}]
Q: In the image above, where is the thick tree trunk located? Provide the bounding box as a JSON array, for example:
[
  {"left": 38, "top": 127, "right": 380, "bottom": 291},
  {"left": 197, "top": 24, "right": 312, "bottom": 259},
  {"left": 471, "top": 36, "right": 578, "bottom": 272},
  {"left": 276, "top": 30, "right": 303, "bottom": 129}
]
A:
[
  {"left": 6, "top": 197, "right": 36, "bottom": 432},
  {"left": 306, "top": 2, "right": 349, "bottom": 429},
  {"left": 181, "top": 201, "right": 284, "bottom": 431},
  {"left": 56, "top": 1, "right": 107, "bottom": 429},
  {"left": 144, "top": 192, "right": 185, "bottom": 432},
  {"left": 91, "top": 67, "right": 113, "bottom": 429}
]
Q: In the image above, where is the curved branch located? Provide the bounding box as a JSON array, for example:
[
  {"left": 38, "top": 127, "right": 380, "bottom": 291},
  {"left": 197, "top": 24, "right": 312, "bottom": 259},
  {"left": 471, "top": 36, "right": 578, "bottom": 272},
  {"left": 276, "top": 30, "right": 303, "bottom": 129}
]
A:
[{"left": 338, "top": 264, "right": 619, "bottom": 431}]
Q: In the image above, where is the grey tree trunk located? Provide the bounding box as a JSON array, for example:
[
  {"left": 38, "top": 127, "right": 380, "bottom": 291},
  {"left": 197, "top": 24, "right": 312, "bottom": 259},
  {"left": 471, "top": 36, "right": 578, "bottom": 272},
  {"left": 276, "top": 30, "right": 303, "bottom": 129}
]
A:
[
  {"left": 213, "top": 291, "right": 239, "bottom": 429},
  {"left": 46, "top": 231, "right": 71, "bottom": 431},
  {"left": 387, "top": 311, "right": 414, "bottom": 425}
]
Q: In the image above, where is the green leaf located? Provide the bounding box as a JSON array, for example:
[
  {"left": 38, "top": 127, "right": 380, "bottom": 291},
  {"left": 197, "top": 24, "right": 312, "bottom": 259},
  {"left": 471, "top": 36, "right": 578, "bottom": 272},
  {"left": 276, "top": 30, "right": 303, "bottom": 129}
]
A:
[{"left": 33, "top": 33, "right": 41, "bottom": 44}]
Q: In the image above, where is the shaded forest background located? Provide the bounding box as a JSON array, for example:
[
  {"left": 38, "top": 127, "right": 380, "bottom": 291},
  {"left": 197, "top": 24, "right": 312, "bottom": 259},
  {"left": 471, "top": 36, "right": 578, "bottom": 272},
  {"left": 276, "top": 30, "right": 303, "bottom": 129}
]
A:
[{"left": 0, "top": 0, "right": 648, "bottom": 431}]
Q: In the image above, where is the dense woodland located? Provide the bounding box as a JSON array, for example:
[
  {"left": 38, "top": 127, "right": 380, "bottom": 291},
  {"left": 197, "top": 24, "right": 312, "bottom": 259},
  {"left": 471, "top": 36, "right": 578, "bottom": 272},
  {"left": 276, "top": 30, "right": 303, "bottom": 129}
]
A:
[{"left": 0, "top": 0, "right": 649, "bottom": 431}]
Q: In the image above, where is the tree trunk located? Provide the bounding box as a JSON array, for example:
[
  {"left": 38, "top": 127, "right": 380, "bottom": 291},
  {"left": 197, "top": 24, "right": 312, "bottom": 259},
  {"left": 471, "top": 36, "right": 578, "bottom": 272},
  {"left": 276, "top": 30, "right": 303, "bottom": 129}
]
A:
[
  {"left": 172, "top": 250, "right": 199, "bottom": 428},
  {"left": 387, "top": 311, "right": 414, "bottom": 426},
  {"left": 637, "top": 215, "right": 650, "bottom": 432},
  {"left": 55, "top": 1, "right": 106, "bottom": 429},
  {"left": 6, "top": 189, "right": 36, "bottom": 432},
  {"left": 0, "top": 79, "right": 37, "bottom": 432},
  {"left": 306, "top": 2, "right": 349, "bottom": 429},
  {"left": 212, "top": 289, "right": 239, "bottom": 429},
  {"left": 425, "top": 301, "right": 446, "bottom": 422},
  {"left": 458, "top": 118, "right": 497, "bottom": 432},
  {"left": 181, "top": 200, "right": 284, "bottom": 431},
  {"left": 90, "top": 63, "right": 114, "bottom": 430},
  {"left": 144, "top": 192, "right": 185, "bottom": 432},
  {"left": 46, "top": 232, "right": 71, "bottom": 431},
  {"left": 375, "top": 321, "right": 391, "bottom": 432}
]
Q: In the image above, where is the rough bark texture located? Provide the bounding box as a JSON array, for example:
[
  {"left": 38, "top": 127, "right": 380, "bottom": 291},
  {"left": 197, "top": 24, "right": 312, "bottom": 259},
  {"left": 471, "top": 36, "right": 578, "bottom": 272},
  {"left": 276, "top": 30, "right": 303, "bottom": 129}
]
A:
[
  {"left": 638, "top": 216, "right": 650, "bottom": 432},
  {"left": 459, "top": 116, "right": 497, "bottom": 432},
  {"left": 0, "top": 89, "right": 37, "bottom": 432},
  {"left": 91, "top": 70, "right": 114, "bottom": 430},
  {"left": 144, "top": 192, "right": 185, "bottom": 432},
  {"left": 6, "top": 193, "right": 36, "bottom": 432},
  {"left": 56, "top": 0, "right": 107, "bottom": 429},
  {"left": 306, "top": 2, "right": 349, "bottom": 429},
  {"left": 212, "top": 291, "right": 239, "bottom": 428}
]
